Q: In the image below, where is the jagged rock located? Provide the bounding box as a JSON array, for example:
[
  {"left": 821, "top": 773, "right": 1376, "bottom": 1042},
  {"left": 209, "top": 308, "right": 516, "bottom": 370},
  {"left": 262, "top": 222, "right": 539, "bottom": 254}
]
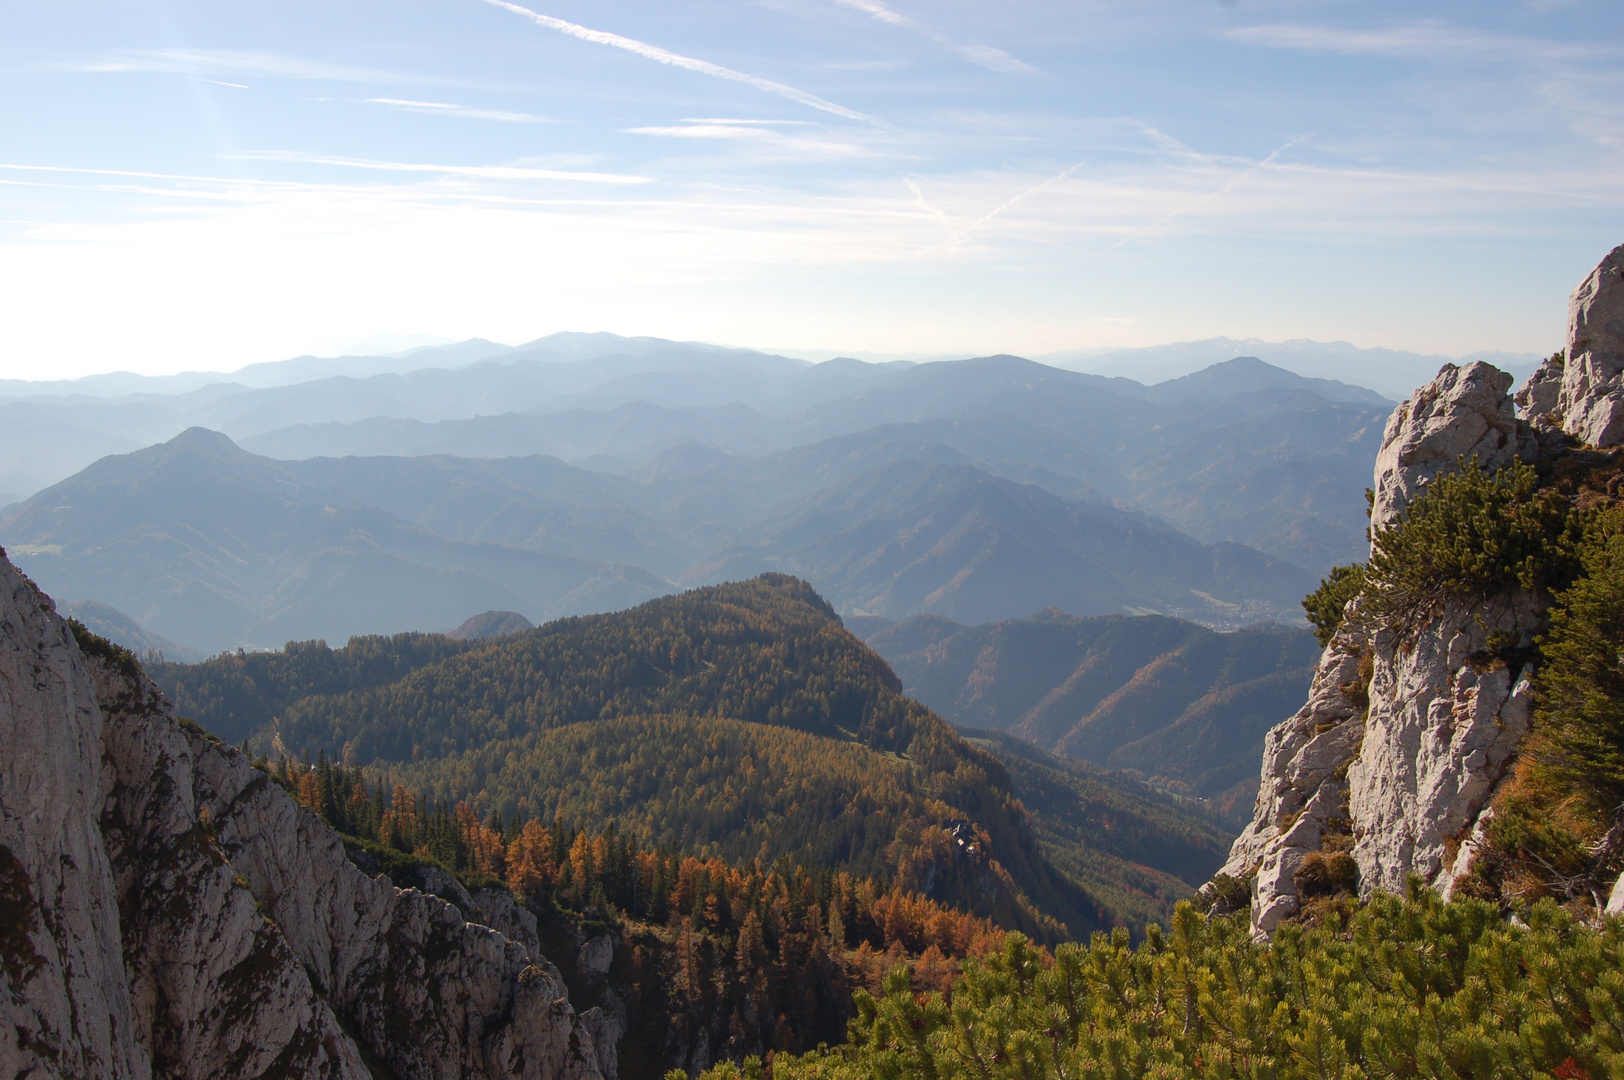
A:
[
  {"left": 1369, "top": 361, "right": 1523, "bottom": 531},
  {"left": 1216, "top": 619, "right": 1367, "bottom": 935},
  {"left": 1345, "top": 596, "right": 1540, "bottom": 897},
  {"left": 1220, "top": 359, "right": 1547, "bottom": 938},
  {"left": 1515, "top": 353, "right": 1565, "bottom": 430},
  {"left": 471, "top": 887, "right": 543, "bottom": 957},
  {"left": 1608, "top": 873, "right": 1624, "bottom": 916},
  {"left": 1552, "top": 243, "right": 1624, "bottom": 447},
  {"left": 0, "top": 550, "right": 610, "bottom": 1080}
]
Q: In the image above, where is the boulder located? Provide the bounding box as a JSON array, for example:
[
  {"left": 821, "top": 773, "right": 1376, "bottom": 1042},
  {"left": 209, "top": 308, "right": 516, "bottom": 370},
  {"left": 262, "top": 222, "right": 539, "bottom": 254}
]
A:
[{"left": 1369, "top": 361, "right": 1522, "bottom": 531}]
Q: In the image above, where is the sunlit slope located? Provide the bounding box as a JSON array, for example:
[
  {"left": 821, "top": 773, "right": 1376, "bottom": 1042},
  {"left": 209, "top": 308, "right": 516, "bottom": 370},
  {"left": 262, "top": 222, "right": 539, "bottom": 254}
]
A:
[{"left": 153, "top": 574, "right": 1235, "bottom": 935}]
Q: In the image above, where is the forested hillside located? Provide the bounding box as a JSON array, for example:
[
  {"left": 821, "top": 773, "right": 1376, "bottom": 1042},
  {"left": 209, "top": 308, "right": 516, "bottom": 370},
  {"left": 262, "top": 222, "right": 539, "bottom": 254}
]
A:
[
  {"left": 152, "top": 576, "right": 1234, "bottom": 937},
  {"left": 144, "top": 574, "right": 1258, "bottom": 1070}
]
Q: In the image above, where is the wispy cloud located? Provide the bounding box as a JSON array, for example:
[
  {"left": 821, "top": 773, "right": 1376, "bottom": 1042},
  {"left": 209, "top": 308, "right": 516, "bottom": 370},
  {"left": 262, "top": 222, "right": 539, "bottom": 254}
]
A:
[
  {"left": 63, "top": 48, "right": 416, "bottom": 84},
  {"left": 231, "top": 151, "right": 649, "bottom": 183},
  {"left": 1226, "top": 22, "right": 1613, "bottom": 63},
  {"left": 833, "top": 0, "right": 906, "bottom": 26},
  {"left": 480, "top": 0, "right": 872, "bottom": 121},
  {"left": 626, "top": 123, "right": 868, "bottom": 156},
  {"left": 367, "top": 98, "right": 551, "bottom": 123},
  {"left": 830, "top": 0, "right": 1036, "bottom": 74},
  {"left": 916, "top": 162, "right": 1085, "bottom": 257}
]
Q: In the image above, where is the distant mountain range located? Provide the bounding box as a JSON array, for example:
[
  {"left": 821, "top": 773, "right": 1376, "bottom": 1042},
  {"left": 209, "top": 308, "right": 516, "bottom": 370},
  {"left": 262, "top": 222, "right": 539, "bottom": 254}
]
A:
[
  {"left": 1044, "top": 337, "right": 1540, "bottom": 399},
  {"left": 854, "top": 608, "right": 1322, "bottom": 818},
  {"left": 1, "top": 338, "right": 1401, "bottom": 651}
]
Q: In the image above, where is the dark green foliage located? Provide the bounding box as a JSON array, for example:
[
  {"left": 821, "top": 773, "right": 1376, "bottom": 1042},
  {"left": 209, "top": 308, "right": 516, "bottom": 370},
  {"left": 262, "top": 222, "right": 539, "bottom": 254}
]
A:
[
  {"left": 271, "top": 575, "right": 940, "bottom": 765},
  {"left": 1195, "top": 872, "right": 1251, "bottom": 916},
  {"left": 148, "top": 632, "right": 477, "bottom": 746},
  {"left": 67, "top": 617, "right": 143, "bottom": 682},
  {"left": 1530, "top": 504, "right": 1624, "bottom": 817},
  {"left": 1302, "top": 562, "right": 1366, "bottom": 647},
  {"left": 1479, "top": 503, "right": 1624, "bottom": 903},
  {"left": 1365, "top": 459, "right": 1583, "bottom": 633},
  {"left": 742, "top": 892, "right": 1624, "bottom": 1080}
]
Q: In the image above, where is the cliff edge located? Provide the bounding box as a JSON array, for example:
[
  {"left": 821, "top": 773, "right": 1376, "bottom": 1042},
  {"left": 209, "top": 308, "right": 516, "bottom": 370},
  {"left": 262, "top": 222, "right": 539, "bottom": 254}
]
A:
[
  {"left": 0, "top": 551, "right": 610, "bottom": 1079},
  {"left": 1218, "top": 243, "right": 1624, "bottom": 936}
]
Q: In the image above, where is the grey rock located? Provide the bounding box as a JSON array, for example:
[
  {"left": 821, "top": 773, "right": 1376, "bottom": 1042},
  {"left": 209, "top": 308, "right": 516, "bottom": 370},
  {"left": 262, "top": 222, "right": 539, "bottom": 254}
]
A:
[
  {"left": 578, "top": 934, "right": 616, "bottom": 977},
  {"left": 1346, "top": 597, "right": 1539, "bottom": 897},
  {"left": 472, "top": 886, "right": 543, "bottom": 956},
  {"left": 1515, "top": 352, "right": 1565, "bottom": 430},
  {"left": 1218, "top": 359, "right": 1544, "bottom": 938},
  {"left": 1370, "top": 361, "right": 1521, "bottom": 531},
  {"left": 0, "top": 550, "right": 608, "bottom": 1080},
  {"left": 1608, "top": 872, "right": 1624, "bottom": 916},
  {"left": 1554, "top": 243, "right": 1624, "bottom": 447}
]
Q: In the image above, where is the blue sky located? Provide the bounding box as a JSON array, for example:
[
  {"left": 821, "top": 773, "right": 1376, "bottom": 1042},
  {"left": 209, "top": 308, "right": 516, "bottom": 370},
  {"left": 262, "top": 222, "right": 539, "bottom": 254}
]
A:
[{"left": 2, "top": 0, "right": 1621, "bottom": 378}]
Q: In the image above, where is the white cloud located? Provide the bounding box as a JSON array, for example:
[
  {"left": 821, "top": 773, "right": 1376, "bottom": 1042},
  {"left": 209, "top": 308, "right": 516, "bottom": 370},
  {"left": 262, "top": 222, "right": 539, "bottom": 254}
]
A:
[
  {"left": 832, "top": 0, "right": 906, "bottom": 26},
  {"left": 62, "top": 48, "right": 419, "bottom": 84},
  {"left": 625, "top": 123, "right": 870, "bottom": 156},
  {"left": 825, "top": 0, "right": 1037, "bottom": 74},
  {"left": 1226, "top": 22, "right": 1613, "bottom": 63},
  {"left": 366, "top": 98, "right": 551, "bottom": 123},
  {"left": 480, "top": 0, "right": 872, "bottom": 121},
  {"left": 228, "top": 152, "right": 649, "bottom": 184}
]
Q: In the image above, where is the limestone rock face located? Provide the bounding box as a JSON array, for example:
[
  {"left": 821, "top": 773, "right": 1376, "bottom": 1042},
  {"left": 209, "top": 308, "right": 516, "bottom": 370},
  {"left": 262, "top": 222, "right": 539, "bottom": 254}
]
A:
[
  {"left": 1346, "top": 596, "right": 1540, "bottom": 898},
  {"left": 1369, "top": 361, "right": 1523, "bottom": 531},
  {"left": 0, "top": 550, "right": 609, "bottom": 1080},
  {"left": 1219, "top": 359, "right": 1548, "bottom": 937},
  {"left": 1215, "top": 617, "right": 1368, "bottom": 936},
  {"left": 1553, "top": 243, "right": 1624, "bottom": 447},
  {"left": 0, "top": 562, "right": 148, "bottom": 1080}
]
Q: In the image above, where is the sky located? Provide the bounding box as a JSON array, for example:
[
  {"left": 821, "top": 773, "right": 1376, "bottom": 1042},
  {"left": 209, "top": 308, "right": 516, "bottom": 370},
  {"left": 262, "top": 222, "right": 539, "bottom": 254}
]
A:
[{"left": 1, "top": 0, "right": 1621, "bottom": 379}]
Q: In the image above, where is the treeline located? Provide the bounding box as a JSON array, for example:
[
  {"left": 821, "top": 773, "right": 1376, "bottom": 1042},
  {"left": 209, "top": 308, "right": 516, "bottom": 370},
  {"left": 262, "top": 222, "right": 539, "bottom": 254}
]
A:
[
  {"left": 267, "top": 575, "right": 938, "bottom": 764},
  {"left": 150, "top": 631, "right": 475, "bottom": 745},
  {"left": 719, "top": 892, "right": 1624, "bottom": 1080}
]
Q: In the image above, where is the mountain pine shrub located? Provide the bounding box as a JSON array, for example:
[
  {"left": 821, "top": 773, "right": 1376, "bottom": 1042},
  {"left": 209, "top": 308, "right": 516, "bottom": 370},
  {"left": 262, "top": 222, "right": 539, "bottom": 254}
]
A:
[
  {"left": 726, "top": 891, "right": 1624, "bottom": 1080},
  {"left": 1363, "top": 459, "right": 1582, "bottom": 636},
  {"left": 1302, "top": 563, "right": 1366, "bottom": 647},
  {"left": 1481, "top": 503, "right": 1624, "bottom": 906}
]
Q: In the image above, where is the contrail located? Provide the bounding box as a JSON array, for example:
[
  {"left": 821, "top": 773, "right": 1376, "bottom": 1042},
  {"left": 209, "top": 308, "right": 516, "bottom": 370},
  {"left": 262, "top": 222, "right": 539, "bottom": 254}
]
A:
[
  {"left": 916, "top": 162, "right": 1085, "bottom": 259},
  {"left": 481, "top": 0, "right": 871, "bottom": 121}
]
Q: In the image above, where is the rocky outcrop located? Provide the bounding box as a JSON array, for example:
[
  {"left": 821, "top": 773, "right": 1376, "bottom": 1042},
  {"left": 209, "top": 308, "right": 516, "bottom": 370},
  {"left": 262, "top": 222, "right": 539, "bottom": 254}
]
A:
[
  {"left": 1217, "top": 247, "right": 1624, "bottom": 934},
  {"left": 1516, "top": 243, "right": 1624, "bottom": 450},
  {"left": 1369, "top": 361, "right": 1525, "bottom": 530},
  {"left": 1219, "top": 359, "right": 1551, "bottom": 934},
  {"left": 1346, "top": 594, "right": 1540, "bottom": 898},
  {"left": 1543, "top": 244, "right": 1624, "bottom": 447},
  {"left": 0, "top": 552, "right": 609, "bottom": 1080}
]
